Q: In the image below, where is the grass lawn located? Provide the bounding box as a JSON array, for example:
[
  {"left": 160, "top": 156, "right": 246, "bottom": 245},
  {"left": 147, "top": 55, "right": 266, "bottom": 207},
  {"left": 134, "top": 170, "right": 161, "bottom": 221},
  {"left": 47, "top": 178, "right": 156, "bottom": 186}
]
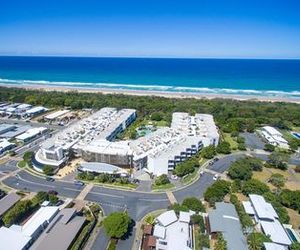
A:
[
  {"left": 152, "top": 183, "right": 175, "bottom": 191},
  {"left": 287, "top": 208, "right": 300, "bottom": 229},
  {"left": 18, "top": 160, "right": 27, "bottom": 168},
  {"left": 253, "top": 167, "right": 300, "bottom": 190},
  {"left": 223, "top": 133, "right": 238, "bottom": 150},
  {"left": 181, "top": 168, "right": 199, "bottom": 185}
]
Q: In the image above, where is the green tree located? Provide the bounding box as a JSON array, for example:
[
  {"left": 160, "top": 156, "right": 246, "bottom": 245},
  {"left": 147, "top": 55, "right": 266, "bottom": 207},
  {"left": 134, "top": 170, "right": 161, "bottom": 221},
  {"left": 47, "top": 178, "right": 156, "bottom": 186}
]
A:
[
  {"left": 154, "top": 174, "right": 170, "bottom": 186},
  {"left": 43, "top": 165, "right": 54, "bottom": 176},
  {"left": 216, "top": 141, "right": 231, "bottom": 154},
  {"left": 201, "top": 145, "right": 216, "bottom": 159},
  {"left": 191, "top": 214, "right": 205, "bottom": 233},
  {"left": 32, "top": 191, "right": 48, "bottom": 206},
  {"left": 290, "top": 242, "right": 300, "bottom": 250},
  {"left": 182, "top": 197, "right": 205, "bottom": 213},
  {"left": 48, "top": 194, "right": 59, "bottom": 204},
  {"left": 204, "top": 180, "right": 231, "bottom": 205},
  {"left": 151, "top": 112, "right": 163, "bottom": 121},
  {"left": 215, "top": 233, "right": 227, "bottom": 250},
  {"left": 242, "top": 179, "right": 270, "bottom": 196},
  {"left": 264, "top": 143, "right": 275, "bottom": 152},
  {"left": 103, "top": 212, "right": 131, "bottom": 239},
  {"left": 248, "top": 232, "right": 271, "bottom": 250},
  {"left": 228, "top": 163, "right": 252, "bottom": 181},
  {"left": 23, "top": 151, "right": 34, "bottom": 162}
]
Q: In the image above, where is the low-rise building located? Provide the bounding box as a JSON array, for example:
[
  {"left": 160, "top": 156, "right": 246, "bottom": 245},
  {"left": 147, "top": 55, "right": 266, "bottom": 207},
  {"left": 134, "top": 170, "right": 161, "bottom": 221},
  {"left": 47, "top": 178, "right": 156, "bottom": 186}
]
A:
[
  {"left": 32, "top": 208, "right": 86, "bottom": 250},
  {"left": 0, "top": 138, "right": 15, "bottom": 154},
  {"left": 78, "top": 162, "right": 128, "bottom": 176},
  {"left": 0, "top": 206, "right": 59, "bottom": 250},
  {"left": 153, "top": 210, "right": 194, "bottom": 250},
  {"left": 243, "top": 194, "right": 292, "bottom": 247},
  {"left": 260, "top": 126, "right": 289, "bottom": 149},
  {"left": 15, "top": 127, "right": 48, "bottom": 142},
  {"left": 208, "top": 202, "right": 248, "bottom": 250},
  {"left": 25, "top": 106, "right": 48, "bottom": 117}
]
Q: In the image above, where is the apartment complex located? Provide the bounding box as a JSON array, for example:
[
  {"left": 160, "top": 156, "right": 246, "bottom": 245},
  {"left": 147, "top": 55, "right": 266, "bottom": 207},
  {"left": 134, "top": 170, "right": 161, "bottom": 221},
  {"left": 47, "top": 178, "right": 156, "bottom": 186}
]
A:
[
  {"left": 34, "top": 107, "right": 137, "bottom": 170},
  {"left": 260, "top": 126, "right": 289, "bottom": 149}
]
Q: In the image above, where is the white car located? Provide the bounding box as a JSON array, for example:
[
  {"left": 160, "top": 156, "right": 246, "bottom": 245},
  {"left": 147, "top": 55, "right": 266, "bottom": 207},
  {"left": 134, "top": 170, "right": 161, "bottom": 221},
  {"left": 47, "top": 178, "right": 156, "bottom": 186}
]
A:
[
  {"left": 171, "top": 174, "right": 178, "bottom": 180},
  {"left": 200, "top": 171, "right": 204, "bottom": 176},
  {"left": 213, "top": 174, "right": 220, "bottom": 181}
]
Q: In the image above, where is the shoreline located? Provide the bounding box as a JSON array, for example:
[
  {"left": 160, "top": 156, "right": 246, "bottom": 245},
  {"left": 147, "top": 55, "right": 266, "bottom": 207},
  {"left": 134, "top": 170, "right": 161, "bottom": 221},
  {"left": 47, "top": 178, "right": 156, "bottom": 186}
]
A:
[{"left": 1, "top": 83, "right": 300, "bottom": 104}]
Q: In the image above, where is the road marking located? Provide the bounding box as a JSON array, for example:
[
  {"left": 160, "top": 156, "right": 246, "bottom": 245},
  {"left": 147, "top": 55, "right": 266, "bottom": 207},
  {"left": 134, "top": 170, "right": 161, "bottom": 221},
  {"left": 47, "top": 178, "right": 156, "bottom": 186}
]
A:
[
  {"left": 88, "top": 191, "right": 125, "bottom": 199},
  {"left": 138, "top": 198, "right": 169, "bottom": 202},
  {"left": 166, "top": 191, "right": 177, "bottom": 204}
]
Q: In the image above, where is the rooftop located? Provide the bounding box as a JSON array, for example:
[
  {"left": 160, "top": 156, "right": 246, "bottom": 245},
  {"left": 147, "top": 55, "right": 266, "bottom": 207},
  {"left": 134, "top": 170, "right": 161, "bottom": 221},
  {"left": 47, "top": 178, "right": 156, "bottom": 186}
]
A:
[
  {"left": 249, "top": 194, "right": 278, "bottom": 221},
  {"left": 0, "top": 226, "right": 31, "bottom": 250},
  {"left": 0, "top": 193, "right": 20, "bottom": 217},
  {"left": 78, "top": 162, "right": 128, "bottom": 175},
  {"left": 32, "top": 208, "right": 86, "bottom": 250},
  {"left": 208, "top": 202, "right": 248, "bottom": 250}
]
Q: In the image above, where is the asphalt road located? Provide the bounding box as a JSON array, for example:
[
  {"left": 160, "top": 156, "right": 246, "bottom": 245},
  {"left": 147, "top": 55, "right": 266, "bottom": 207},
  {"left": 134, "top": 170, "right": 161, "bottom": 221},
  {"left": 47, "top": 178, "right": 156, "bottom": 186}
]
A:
[
  {"left": 4, "top": 151, "right": 299, "bottom": 250},
  {"left": 240, "top": 132, "right": 265, "bottom": 150}
]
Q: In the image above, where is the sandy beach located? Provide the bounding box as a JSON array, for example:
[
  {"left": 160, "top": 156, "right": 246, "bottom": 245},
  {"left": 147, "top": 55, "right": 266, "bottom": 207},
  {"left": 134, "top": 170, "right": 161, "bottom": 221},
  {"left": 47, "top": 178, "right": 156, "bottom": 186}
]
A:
[{"left": 1, "top": 83, "right": 300, "bottom": 104}]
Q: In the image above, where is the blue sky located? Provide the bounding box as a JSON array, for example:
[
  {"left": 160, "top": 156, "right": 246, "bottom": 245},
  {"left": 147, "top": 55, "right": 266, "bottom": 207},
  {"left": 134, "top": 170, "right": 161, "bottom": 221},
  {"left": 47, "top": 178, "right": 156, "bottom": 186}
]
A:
[{"left": 0, "top": 0, "right": 300, "bottom": 58}]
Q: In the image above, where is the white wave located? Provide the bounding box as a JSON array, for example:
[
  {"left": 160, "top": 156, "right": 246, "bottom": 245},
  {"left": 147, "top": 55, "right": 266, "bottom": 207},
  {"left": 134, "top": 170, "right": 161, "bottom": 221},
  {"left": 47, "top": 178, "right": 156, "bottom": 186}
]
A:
[{"left": 0, "top": 77, "right": 300, "bottom": 98}]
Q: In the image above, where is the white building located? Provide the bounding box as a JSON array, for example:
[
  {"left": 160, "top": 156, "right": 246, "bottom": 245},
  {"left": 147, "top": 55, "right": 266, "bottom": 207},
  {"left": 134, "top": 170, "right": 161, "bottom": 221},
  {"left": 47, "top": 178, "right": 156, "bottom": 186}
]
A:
[
  {"left": 0, "top": 206, "right": 59, "bottom": 250},
  {"left": 261, "top": 126, "right": 289, "bottom": 149},
  {"left": 44, "top": 110, "right": 70, "bottom": 121},
  {"left": 16, "top": 127, "right": 48, "bottom": 142},
  {"left": 243, "top": 194, "right": 292, "bottom": 247},
  {"left": 34, "top": 108, "right": 136, "bottom": 170},
  {"left": 25, "top": 106, "right": 48, "bottom": 117},
  {"left": 153, "top": 210, "right": 194, "bottom": 250},
  {"left": 0, "top": 138, "right": 15, "bottom": 155}
]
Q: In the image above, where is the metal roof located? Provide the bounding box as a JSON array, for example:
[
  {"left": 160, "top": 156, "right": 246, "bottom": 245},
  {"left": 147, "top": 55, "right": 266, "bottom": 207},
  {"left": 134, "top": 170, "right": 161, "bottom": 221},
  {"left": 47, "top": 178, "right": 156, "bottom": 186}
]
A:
[
  {"left": 32, "top": 209, "right": 86, "bottom": 250},
  {"left": 208, "top": 202, "right": 248, "bottom": 250},
  {"left": 0, "top": 227, "right": 31, "bottom": 250},
  {"left": 249, "top": 194, "right": 278, "bottom": 221},
  {"left": 156, "top": 210, "right": 178, "bottom": 227},
  {"left": 0, "top": 193, "right": 20, "bottom": 217},
  {"left": 263, "top": 243, "right": 286, "bottom": 250},
  {"left": 260, "top": 219, "right": 292, "bottom": 246},
  {"left": 79, "top": 162, "right": 127, "bottom": 175}
]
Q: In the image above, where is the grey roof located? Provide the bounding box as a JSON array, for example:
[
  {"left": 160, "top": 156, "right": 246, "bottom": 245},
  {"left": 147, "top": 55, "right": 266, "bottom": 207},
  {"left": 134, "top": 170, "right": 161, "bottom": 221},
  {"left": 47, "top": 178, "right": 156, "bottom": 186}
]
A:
[
  {"left": 209, "top": 202, "right": 248, "bottom": 250},
  {"left": 0, "top": 124, "right": 16, "bottom": 134},
  {"left": 79, "top": 162, "right": 127, "bottom": 175},
  {"left": 0, "top": 193, "right": 20, "bottom": 217},
  {"left": 32, "top": 208, "right": 85, "bottom": 250},
  {"left": 0, "top": 125, "right": 31, "bottom": 139}
]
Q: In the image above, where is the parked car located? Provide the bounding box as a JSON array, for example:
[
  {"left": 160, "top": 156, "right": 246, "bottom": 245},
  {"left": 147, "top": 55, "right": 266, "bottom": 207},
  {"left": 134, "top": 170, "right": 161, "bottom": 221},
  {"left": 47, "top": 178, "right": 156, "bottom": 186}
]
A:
[
  {"left": 200, "top": 171, "right": 204, "bottom": 176},
  {"left": 213, "top": 174, "right": 220, "bottom": 181}
]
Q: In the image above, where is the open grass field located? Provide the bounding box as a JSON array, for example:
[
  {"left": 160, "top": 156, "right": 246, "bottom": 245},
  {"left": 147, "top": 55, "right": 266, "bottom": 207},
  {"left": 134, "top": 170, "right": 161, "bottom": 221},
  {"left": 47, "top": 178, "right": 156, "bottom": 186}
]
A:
[
  {"left": 253, "top": 167, "right": 300, "bottom": 190},
  {"left": 223, "top": 133, "right": 239, "bottom": 150}
]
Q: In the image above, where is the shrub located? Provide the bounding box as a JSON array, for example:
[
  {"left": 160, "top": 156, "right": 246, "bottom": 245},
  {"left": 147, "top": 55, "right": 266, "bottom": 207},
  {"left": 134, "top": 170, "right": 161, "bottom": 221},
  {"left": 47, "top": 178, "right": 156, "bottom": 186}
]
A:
[
  {"left": 204, "top": 180, "right": 231, "bottom": 205},
  {"left": 154, "top": 174, "right": 170, "bottom": 186},
  {"left": 182, "top": 197, "right": 205, "bottom": 213},
  {"left": 103, "top": 212, "right": 131, "bottom": 239},
  {"left": 269, "top": 173, "right": 285, "bottom": 188},
  {"left": 264, "top": 143, "right": 275, "bottom": 152},
  {"left": 242, "top": 179, "right": 270, "bottom": 196},
  {"left": 43, "top": 165, "right": 54, "bottom": 176},
  {"left": 201, "top": 145, "right": 216, "bottom": 159},
  {"left": 216, "top": 141, "right": 231, "bottom": 154}
]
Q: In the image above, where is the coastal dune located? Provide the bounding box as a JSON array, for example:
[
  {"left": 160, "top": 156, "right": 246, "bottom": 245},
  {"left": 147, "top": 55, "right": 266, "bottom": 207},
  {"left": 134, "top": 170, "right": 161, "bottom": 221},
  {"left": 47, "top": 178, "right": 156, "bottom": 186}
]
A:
[{"left": 1, "top": 83, "right": 300, "bottom": 104}]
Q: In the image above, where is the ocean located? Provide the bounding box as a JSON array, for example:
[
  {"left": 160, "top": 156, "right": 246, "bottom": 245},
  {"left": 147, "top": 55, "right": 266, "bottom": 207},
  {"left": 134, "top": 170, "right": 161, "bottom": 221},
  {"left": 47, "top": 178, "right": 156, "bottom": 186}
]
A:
[{"left": 0, "top": 56, "right": 300, "bottom": 98}]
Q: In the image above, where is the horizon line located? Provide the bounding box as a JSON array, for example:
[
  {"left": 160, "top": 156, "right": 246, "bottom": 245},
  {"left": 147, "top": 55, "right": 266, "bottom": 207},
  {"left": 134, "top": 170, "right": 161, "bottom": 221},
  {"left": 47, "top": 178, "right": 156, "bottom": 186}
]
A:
[{"left": 0, "top": 54, "right": 299, "bottom": 60}]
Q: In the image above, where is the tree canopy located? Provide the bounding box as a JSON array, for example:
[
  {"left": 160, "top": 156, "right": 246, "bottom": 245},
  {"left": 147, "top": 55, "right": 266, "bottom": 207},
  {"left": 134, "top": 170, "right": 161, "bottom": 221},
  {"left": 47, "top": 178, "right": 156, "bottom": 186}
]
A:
[{"left": 103, "top": 212, "right": 131, "bottom": 239}]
